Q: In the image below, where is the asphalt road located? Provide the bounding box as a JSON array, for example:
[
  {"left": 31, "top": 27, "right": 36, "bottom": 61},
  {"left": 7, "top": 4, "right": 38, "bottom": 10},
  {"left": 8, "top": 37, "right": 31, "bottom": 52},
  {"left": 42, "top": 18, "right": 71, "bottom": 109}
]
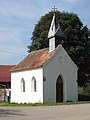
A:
[{"left": 0, "top": 104, "right": 90, "bottom": 120}]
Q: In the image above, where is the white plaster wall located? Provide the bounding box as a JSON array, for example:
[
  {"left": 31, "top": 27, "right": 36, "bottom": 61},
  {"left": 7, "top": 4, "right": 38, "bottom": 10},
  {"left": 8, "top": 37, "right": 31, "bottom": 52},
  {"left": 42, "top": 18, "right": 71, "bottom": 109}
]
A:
[
  {"left": 49, "top": 37, "right": 55, "bottom": 52},
  {"left": 43, "top": 47, "right": 78, "bottom": 103},
  {"left": 11, "top": 68, "right": 43, "bottom": 103}
]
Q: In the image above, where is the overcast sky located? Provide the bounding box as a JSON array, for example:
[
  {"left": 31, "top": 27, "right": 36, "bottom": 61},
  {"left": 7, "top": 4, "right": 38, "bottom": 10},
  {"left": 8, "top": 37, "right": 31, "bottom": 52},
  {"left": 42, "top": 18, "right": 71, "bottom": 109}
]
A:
[{"left": 0, "top": 0, "right": 90, "bottom": 65}]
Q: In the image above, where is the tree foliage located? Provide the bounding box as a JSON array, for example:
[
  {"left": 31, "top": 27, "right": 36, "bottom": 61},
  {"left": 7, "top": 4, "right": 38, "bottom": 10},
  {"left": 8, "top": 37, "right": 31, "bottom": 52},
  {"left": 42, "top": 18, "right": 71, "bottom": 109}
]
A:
[{"left": 27, "top": 11, "right": 90, "bottom": 86}]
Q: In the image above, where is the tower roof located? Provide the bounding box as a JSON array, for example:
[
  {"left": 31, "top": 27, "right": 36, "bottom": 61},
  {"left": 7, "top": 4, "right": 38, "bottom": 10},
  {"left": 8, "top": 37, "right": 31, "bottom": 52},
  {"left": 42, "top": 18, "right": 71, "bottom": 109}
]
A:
[{"left": 48, "top": 14, "right": 62, "bottom": 39}]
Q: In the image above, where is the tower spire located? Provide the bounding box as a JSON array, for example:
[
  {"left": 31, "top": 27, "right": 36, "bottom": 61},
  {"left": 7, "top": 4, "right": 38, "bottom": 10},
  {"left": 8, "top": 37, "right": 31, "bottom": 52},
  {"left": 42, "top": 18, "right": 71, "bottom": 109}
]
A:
[{"left": 48, "top": 11, "right": 62, "bottom": 52}]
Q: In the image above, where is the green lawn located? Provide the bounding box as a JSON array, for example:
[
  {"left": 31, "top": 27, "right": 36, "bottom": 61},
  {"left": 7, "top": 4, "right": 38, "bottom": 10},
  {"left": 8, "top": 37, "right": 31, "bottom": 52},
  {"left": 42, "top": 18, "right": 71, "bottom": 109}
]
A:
[{"left": 0, "top": 101, "right": 90, "bottom": 107}]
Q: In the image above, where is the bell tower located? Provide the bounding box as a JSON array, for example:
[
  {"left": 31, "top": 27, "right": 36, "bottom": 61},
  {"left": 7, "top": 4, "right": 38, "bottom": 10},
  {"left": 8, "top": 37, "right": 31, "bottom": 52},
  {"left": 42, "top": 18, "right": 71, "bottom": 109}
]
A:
[{"left": 48, "top": 11, "right": 62, "bottom": 52}]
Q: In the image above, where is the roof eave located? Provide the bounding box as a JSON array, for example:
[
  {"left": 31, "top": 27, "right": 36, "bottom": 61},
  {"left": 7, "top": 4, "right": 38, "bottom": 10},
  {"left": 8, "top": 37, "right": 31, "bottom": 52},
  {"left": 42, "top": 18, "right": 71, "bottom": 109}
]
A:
[{"left": 11, "top": 66, "right": 43, "bottom": 73}]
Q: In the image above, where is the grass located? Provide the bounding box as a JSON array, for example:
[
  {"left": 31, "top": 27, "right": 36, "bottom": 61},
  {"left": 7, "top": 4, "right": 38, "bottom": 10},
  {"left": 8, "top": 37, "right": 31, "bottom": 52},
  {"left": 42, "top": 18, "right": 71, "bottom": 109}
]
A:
[{"left": 0, "top": 101, "right": 90, "bottom": 107}]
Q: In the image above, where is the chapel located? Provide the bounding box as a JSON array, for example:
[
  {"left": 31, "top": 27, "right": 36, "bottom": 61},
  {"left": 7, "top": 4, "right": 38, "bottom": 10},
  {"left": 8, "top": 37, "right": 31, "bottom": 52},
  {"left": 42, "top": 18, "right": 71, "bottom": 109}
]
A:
[{"left": 11, "top": 12, "right": 78, "bottom": 103}]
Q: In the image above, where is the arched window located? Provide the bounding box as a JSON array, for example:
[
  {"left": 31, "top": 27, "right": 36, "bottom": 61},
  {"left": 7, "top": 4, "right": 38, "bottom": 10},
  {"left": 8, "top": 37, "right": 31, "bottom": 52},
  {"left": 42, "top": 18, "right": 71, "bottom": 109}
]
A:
[
  {"left": 21, "top": 78, "right": 25, "bottom": 92},
  {"left": 31, "top": 77, "right": 37, "bottom": 92}
]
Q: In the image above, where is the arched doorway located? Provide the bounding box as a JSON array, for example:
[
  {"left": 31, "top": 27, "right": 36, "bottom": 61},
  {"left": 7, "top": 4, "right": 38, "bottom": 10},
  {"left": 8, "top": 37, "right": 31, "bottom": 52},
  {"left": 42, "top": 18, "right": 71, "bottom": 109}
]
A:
[{"left": 56, "top": 75, "right": 63, "bottom": 102}]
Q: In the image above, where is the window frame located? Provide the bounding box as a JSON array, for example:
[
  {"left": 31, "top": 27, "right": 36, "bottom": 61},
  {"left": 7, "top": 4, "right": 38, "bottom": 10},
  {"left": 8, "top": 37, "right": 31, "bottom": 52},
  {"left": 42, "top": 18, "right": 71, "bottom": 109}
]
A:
[
  {"left": 21, "top": 78, "right": 25, "bottom": 92},
  {"left": 31, "top": 77, "right": 37, "bottom": 92}
]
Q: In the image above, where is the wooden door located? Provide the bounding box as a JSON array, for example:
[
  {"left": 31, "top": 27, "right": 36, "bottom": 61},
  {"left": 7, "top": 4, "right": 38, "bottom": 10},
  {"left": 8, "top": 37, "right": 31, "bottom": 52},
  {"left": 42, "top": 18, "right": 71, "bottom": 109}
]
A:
[{"left": 56, "top": 75, "right": 63, "bottom": 102}]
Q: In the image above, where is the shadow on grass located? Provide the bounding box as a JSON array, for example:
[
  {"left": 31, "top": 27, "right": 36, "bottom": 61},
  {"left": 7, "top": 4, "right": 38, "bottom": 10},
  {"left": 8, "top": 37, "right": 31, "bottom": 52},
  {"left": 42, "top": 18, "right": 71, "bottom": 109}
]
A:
[{"left": 0, "top": 108, "right": 25, "bottom": 117}]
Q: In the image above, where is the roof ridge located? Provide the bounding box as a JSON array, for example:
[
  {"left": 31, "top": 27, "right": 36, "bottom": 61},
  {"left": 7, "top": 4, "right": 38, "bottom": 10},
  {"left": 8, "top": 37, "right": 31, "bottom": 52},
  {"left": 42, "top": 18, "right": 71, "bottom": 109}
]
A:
[{"left": 30, "top": 47, "right": 48, "bottom": 54}]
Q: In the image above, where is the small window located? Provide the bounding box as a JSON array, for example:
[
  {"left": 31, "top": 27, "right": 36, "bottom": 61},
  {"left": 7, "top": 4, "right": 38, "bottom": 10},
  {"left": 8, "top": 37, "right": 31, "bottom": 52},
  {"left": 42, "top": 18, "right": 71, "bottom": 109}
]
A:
[
  {"left": 21, "top": 78, "right": 25, "bottom": 92},
  {"left": 31, "top": 77, "right": 37, "bottom": 92}
]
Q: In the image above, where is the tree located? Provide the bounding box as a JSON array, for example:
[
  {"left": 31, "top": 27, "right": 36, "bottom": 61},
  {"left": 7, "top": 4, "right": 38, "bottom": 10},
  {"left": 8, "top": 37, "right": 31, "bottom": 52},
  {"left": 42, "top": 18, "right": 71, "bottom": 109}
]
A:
[{"left": 27, "top": 11, "right": 90, "bottom": 86}]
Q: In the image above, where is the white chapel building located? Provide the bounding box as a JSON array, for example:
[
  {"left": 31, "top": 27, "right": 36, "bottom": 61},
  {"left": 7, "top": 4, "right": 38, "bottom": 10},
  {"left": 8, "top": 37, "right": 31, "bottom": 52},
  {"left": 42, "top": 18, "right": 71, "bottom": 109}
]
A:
[{"left": 11, "top": 14, "right": 78, "bottom": 103}]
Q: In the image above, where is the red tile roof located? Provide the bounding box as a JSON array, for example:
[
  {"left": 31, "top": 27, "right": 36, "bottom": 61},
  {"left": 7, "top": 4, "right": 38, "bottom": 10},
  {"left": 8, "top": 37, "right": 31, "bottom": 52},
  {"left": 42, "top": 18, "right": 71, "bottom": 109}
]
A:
[
  {"left": 0, "top": 65, "right": 15, "bottom": 82},
  {"left": 11, "top": 45, "right": 61, "bottom": 72}
]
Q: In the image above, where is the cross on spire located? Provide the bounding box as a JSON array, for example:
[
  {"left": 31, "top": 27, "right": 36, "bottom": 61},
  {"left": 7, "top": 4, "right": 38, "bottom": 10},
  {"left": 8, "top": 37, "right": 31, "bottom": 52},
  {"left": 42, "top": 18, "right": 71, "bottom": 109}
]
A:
[{"left": 52, "top": 6, "right": 57, "bottom": 12}]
